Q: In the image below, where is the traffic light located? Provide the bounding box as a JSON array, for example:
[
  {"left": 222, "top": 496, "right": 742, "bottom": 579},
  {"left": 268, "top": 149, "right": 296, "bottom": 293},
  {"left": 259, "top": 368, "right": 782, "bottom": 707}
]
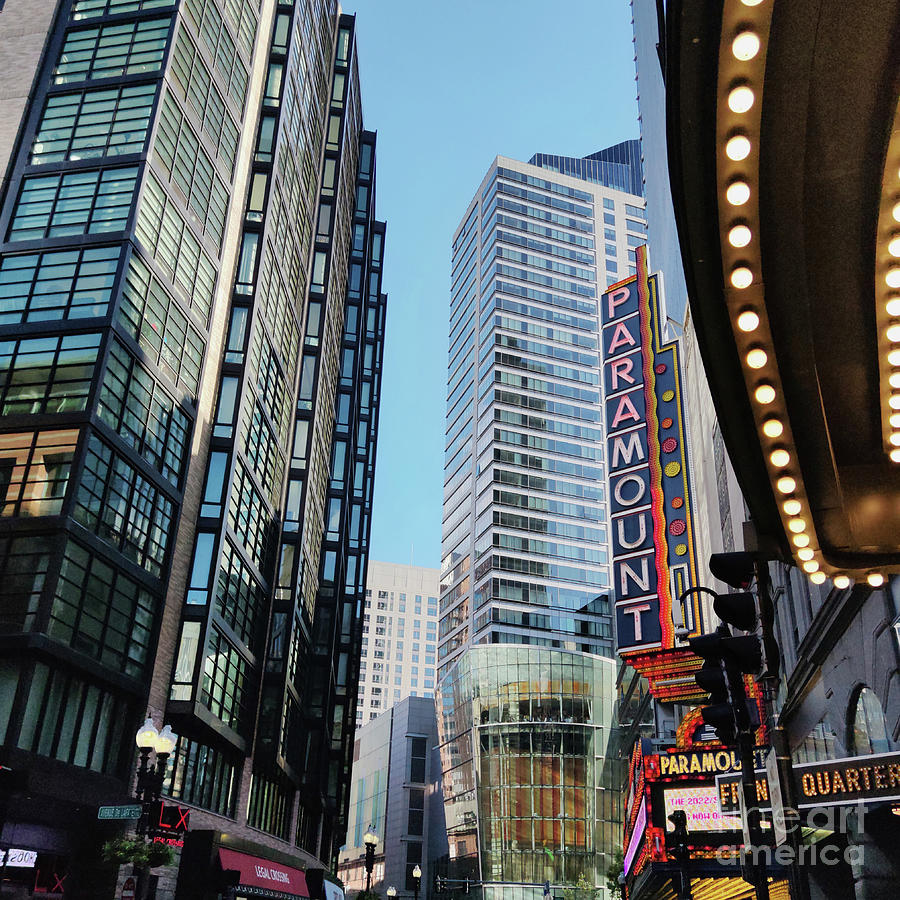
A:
[
  {"left": 688, "top": 624, "right": 760, "bottom": 744},
  {"left": 710, "top": 552, "right": 780, "bottom": 679},
  {"left": 667, "top": 810, "right": 690, "bottom": 864}
]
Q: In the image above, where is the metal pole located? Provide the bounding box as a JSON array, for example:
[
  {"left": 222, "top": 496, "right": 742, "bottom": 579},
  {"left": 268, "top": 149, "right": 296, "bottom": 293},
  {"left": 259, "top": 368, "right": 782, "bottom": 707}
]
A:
[{"left": 738, "top": 731, "right": 769, "bottom": 900}]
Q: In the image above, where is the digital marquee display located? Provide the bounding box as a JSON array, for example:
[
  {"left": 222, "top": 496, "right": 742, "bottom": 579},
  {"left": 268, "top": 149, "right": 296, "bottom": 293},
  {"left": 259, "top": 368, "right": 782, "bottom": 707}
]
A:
[{"left": 663, "top": 786, "right": 741, "bottom": 833}]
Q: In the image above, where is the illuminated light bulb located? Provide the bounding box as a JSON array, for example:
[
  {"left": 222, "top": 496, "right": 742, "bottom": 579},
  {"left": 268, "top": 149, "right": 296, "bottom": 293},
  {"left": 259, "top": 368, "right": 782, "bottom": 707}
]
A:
[
  {"left": 890, "top": 349, "right": 900, "bottom": 366},
  {"left": 810, "top": 571, "right": 827, "bottom": 585},
  {"left": 797, "top": 547, "right": 814, "bottom": 562},
  {"left": 762, "top": 417, "right": 784, "bottom": 438},
  {"left": 888, "top": 323, "right": 900, "bottom": 343},
  {"left": 891, "top": 448, "right": 900, "bottom": 462},
  {"left": 887, "top": 268, "right": 900, "bottom": 289},
  {"left": 737, "top": 309, "right": 760, "bottom": 332},
  {"left": 890, "top": 394, "right": 900, "bottom": 410},
  {"left": 746, "top": 347, "right": 767, "bottom": 368},
  {"left": 770, "top": 449, "right": 791, "bottom": 467},
  {"left": 867, "top": 573, "right": 885, "bottom": 587},
  {"left": 732, "top": 31, "right": 761, "bottom": 61},
  {"left": 802, "top": 560, "right": 819, "bottom": 574},
  {"left": 833, "top": 575, "right": 850, "bottom": 589},
  {"left": 731, "top": 267, "right": 753, "bottom": 289},
  {"left": 728, "top": 85, "right": 755, "bottom": 114},
  {"left": 729, "top": 225, "right": 752, "bottom": 248},
  {"left": 755, "top": 383, "right": 776, "bottom": 404},
  {"left": 776, "top": 475, "right": 796, "bottom": 493},
  {"left": 890, "top": 432, "right": 900, "bottom": 447},
  {"left": 787, "top": 517, "right": 806, "bottom": 533},
  {"left": 886, "top": 296, "right": 900, "bottom": 317},
  {"left": 891, "top": 413, "right": 900, "bottom": 428},
  {"left": 894, "top": 202, "right": 900, "bottom": 223},
  {"left": 725, "top": 134, "right": 752, "bottom": 161},
  {"left": 783, "top": 499, "right": 802, "bottom": 516},
  {"left": 889, "top": 236, "right": 900, "bottom": 258},
  {"left": 793, "top": 533, "right": 810, "bottom": 548},
  {"left": 740, "top": 0, "right": 764, "bottom": 6},
  {"left": 726, "top": 181, "right": 751, "bottom": 206},
  {"left": 890, "top": 373, "right": 900, "bottom": 390}
]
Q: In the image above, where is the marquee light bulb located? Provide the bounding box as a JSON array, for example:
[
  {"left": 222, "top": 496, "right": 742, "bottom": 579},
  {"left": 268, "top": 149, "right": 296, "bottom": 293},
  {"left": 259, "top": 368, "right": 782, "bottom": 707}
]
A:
[
  {"left": 890, "top": 394, "right": 900, "bottom": 410},
  {"left": 726, "top": 181, "right": 751, "bottom": 206},
  {"left": 797, "top": 547, "right": 814, "bottom": 561},
  {"left": 886, "top": 296, "right": 900, "bottom": 317},
  {"left": 887, "top": 268, "right": 900, "bottom": 289},
  {"left": 746, "top": 347, "right": 768, "bottom": 368},
  {"left": 802, "top": 560, "right": 819, "bottom": 574},
  {"left": 732, "top": 31, "right": 761, "bottom": 61},
  {"left": 783, "top": 499, "right": 802, "bottom": 516},
  {"left": 890, "top": 373, "right": 900, "bottom": 390},
  {"left": 867, "top": 573, "right": 885, "bottom": 588},
  {"left": 726, "top": 135, "right": 752, "bottom": 161},
  {"left": 776, "top": 475, "right": 796, "bottom": 493},
  {"left": 755, "top": 383, "right": 776, "bottom": 404},
  {"left": 810, "top": 571, "right": 827, "bottom": 585},
  {"left": 889, "top": 349, "right": 900, "bottom": 366},
  {"left": 889, "top": 236, "right": 900, "bottom": 258},
  {"left": 793, "top": 533, "right": 810, "bottom": 548},
  {"left": 729, "top": 225, "right": 752, "bottom": 248},
  {"left": 731, "top": 267, "right": 753, "bottom": 289},
  {"left": 887, "top": 323, "right": 900, "bottom": 342},
  {"left": 737, "top": 309, "right": 760, "bottom": 332},
  {"left": 891, "top": 448, "right": 900, "bottom": 462},
  {"left": 728, "top": 86, "right": 755, "bottom": 114},
  {"left": 770, "top": 448, "right": 791, "bottom": 467},
  {"left": 762, "top": 417, "right": 784, "bottom": 438},
  {"left": 891, "top": 432, "right": 900, "bottom": 447},
  {"left": 833, "top": 575, "right": 850, "bottom": 589},
  {"left": 740, "top": 0, "right": 764, "bottom": 6},
  {"left": 894, "top": 202, "right": 900, "bottom": 224},
  {"left": 891, "top": 413, "right": 900, "bottom": 428},
  {"left": 788, "top": 518, "right": 807, "bottom": 534}
]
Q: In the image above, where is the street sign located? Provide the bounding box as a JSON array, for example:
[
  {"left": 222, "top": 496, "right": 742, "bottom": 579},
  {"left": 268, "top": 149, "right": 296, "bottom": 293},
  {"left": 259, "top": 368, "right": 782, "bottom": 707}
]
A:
[
  {"left": 122, "top": 876, "right": 136, "bottom": 900},
  {"left": 98, "top": 805, "right": 142, "bottom": 820},
  {"left": 766, "top": 749, "right": 787, "bottom": 846}
]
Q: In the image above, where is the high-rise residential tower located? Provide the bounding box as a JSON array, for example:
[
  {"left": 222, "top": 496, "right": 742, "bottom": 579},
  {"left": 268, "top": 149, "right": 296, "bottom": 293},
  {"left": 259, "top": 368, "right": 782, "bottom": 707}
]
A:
[
  {"left": 435, "top": 145, "right": 644, "bottom": 899},
  {"left": 356, "top": 561, "right": 440, "bottom": 725},
  {"left": 0, "top": 0, "right": 385, "bottom": 895}
]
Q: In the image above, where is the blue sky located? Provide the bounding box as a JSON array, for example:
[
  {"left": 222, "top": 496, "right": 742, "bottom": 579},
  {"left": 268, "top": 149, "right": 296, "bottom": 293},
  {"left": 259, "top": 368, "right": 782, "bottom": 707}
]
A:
[{"left": 352, "top": 0, "right": 640, "bottom": 569}]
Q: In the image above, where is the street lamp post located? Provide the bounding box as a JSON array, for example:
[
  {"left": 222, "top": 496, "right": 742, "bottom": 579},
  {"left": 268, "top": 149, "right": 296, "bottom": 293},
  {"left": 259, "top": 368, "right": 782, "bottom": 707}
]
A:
[
  {"left": 134, "top": 718, "right": 178, "bottom": 834},
  {"left": 412, "top": 865, "right": 422, "bottom": 900},
  {"left": 363, "top": 829, "right": 379, "bottom": 894}
]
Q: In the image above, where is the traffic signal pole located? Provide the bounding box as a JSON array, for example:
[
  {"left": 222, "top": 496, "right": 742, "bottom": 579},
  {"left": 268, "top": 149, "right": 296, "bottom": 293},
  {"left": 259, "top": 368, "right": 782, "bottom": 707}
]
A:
[{"left": 737, "top": 730, "right": 769, "bottom": 900}]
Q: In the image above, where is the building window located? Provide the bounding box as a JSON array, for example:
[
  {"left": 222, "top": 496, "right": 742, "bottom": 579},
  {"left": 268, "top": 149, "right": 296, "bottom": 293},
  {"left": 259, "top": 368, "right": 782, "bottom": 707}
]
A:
[
  {"left": 164, "top": 734, "right": 236, "bottom": 817},
  {"left": 405, "top": 842, "right": 422, "bottom": 891},
  {"left": 0, "top": 429, "right": 79, "bottom": 518},
  {"left": 74, "top": 434, "right": 174, "bottom": 576},
  {"left": 408, "top": 787, "right": 424, "bottom": 836},
  {"left": 98, "top": 339, "right": 190, "bottom": 488},
  {"left": 0, "top": 245, "right": 119, "bottom": 325},
  {"left": 54, "top": 16, "right": 171, "bottom": 83},
  {"left": 848, "top": 686, "right": 891, "bottom": 755},
  {"left": 72, "top": 0, "right": 175, "bottom": 19},
  {"left": 17, "top": 661, "right": 129, "bottom": 774},
  {"left": 50, "top": 539, "right": 158, "bottom": 677},
  {"left": 9, "top": 166, "right": 138, "bottom": 242},
  {"left": 0, "top": 333, "right": 100, "bottom": 416},
  {"left": 181, "top": 0, "right": 250, "bottom": 104},
  {"left": 201, "top": 628, "right": 252, "bottom": 734},
  {"left": 247, "top": 770, "right": 293, "bottom": 840},
  {"left": 215, "top": 538, "right": 264, "bottom": 648},
  {"left": 410, "top": 737, "right": 426, "bottom": 783}
]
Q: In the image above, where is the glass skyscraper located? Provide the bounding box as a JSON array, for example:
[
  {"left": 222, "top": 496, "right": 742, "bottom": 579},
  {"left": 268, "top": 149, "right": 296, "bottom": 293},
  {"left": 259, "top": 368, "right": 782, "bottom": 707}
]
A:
[
  {"left": 436, "top": 145, "right": 645, "bottom": 899},
  {"left": 0, "top": 0, "right": 385, "bottom": 893}
]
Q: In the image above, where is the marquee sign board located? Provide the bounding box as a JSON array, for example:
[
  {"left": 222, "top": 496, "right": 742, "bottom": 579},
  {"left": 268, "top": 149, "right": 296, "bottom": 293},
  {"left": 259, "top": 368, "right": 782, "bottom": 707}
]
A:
[
  {"left": 601, "top": 246, "right": 703, "bottom": 697},
  {"left": 716, "top": 749, "right": 900, "bottom": 814}
]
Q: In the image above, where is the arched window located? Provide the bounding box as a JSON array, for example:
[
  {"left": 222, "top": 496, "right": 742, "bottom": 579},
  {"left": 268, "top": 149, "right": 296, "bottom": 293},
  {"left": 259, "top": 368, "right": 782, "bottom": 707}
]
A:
[{"left": 848, "top": 686, "right": 890, "bottom": 755}]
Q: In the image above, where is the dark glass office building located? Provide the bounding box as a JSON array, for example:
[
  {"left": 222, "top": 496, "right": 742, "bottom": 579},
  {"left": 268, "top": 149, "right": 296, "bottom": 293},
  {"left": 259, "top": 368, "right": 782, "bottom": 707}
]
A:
[{"left": 0, "top": 0, "right": 385, "bottom": 895}]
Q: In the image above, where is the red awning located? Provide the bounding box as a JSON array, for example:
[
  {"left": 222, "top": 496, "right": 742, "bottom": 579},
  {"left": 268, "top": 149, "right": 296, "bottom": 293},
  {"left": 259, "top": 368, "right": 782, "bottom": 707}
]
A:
[{"left": 219, "top": 848, "right": 308, "bottom": 897}]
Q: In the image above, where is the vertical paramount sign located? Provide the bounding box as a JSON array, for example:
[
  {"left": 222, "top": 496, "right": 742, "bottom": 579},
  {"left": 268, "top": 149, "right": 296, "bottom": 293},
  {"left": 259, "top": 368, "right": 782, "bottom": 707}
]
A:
[{"left": 601, "top": 246, "right": 698, "bottom": 655}]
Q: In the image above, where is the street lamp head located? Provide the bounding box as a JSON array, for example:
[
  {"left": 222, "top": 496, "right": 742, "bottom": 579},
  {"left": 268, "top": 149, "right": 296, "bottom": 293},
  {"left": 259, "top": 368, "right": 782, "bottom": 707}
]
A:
[
  {"left": 155, "top": 724, "right": 178, "bottom": 756},
  {"left": 412, "top": 865, "right": 422, "bottom": 880},
  {"left": 364, "top": 829, "right": 379, "bottom": 848},
  {"left": 387, "top": 887, "right": 397, "bottom": 897},
  {"left": 135, "top": 716, "right": 159, "bottom": 750}
]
